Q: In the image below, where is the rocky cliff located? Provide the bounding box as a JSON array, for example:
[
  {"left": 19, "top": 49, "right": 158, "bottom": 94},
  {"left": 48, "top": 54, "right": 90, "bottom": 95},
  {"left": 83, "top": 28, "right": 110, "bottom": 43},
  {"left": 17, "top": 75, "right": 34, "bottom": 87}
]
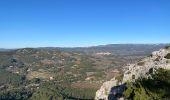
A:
[
  {"left": 95, "top": 46, "right": 170, "bottom": 100},
  {"left": 95, "top": 78, "right": 118, "bottom": 100}
]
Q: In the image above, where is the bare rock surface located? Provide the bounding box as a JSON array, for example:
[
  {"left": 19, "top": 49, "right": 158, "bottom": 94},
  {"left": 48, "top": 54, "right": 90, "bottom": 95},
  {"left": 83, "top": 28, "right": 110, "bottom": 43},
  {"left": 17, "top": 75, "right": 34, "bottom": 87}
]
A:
[{"left": 95, "top": 47, "right": 170, "bottom": 100}]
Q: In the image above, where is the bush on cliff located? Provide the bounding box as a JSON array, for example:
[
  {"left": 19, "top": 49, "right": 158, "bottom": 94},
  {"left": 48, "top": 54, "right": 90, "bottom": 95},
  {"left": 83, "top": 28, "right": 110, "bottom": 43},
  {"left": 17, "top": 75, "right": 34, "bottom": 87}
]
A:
[{"left": 124, "top": 68, "right": 170, "bottom": 100}]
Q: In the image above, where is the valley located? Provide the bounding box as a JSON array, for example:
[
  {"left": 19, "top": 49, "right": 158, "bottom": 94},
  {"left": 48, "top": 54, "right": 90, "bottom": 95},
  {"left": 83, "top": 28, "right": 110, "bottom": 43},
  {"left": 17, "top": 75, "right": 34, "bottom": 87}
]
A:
[{"left": 0, "top": 44, "right": 166, "bottom": 100}]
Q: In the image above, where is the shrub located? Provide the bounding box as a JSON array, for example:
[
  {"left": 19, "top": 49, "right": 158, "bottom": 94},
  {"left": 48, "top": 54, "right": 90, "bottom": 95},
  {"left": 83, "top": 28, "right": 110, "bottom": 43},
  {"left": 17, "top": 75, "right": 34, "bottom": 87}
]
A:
[
  {"left": 0, "top": 88, "right": 32, "bottom": 100},
  {"left": 148, "top": 68, "right": 153, "bottom": 74},
  {"left": 165, "top": 53, "right": 170, "bottom": 59},
  {"left": 132, "top": 75, "right": 135, "bottom": 79},
  {"left": 124, "top": 82, "right": 133, "bottom": 99},
  {"left": 165, "top": 45, "right": 170, "bottom": 49},
  {"left": 115, "top": 73, "right": 124, "bottom": 84},
  {"left": 154, "top": 56, "right": 160, "bottom": 61},
  {"left": 124, "top": 68, "right": 170, "bottom": 99},
  {"left": 0, "top": 69, "right": 23, "bottom": 85},
  {"left": 137, "top": 61, "right": 145, "bottom": 66}
]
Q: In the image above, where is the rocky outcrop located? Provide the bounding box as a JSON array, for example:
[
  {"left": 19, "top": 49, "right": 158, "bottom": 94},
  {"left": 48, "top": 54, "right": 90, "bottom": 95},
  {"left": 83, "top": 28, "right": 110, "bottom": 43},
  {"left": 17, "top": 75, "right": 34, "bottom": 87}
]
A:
[
  {"left": 123, "top": 47, "right": 170, "bottom": 82},
  {"left": 95, "top": 46, "right": 170, "bottom": 100},
  {"left": 95, "top": 78, "right": 118, "bottom": 100}
]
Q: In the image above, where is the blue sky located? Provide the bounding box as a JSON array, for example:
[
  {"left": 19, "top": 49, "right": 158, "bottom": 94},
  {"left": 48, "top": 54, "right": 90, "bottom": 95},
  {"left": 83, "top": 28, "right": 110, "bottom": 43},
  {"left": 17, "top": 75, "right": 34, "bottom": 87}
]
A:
[{"left": 0, "top": 0, "right": 170, "bottom": 48}]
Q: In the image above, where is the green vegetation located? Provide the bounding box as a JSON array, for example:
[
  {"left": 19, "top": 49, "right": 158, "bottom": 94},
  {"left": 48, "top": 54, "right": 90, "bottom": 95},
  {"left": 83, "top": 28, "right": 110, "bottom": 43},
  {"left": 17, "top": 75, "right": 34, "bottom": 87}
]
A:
[
  {"left": 0, "top": 68, "right": 24, "bottom": 86},
  {"left": 165, "top": 45, "right": 170, "bottom": 49},
  {"left": 0, "top": 48, "right": 100, "bottom": 100},
  {"left": 0, "top": 80, "right": 97, "bottom": 100},
  {"left": 0, "top": 88, "right": 32, "bottom": 100},
  {"left": 79, "top": 56, "right": 96, "bottom": 72},
  {"left": 124, "top": 68, "right": 170, "bottom": 100},
  {"left": 115, "top": 73, "right": 124, "bottom": 85},
  {"left": 137, "top": 61, "right": 145, "bottom": 66},
  {"left": 0, "top": 47, "right": 155, "bottom": 100},
  {"left": 30, "top": 82, "right": 96, "bottom": 100},
  {"left": 165, "top": 53, "right": 170, "bottom": 59},
  {"left": 154, "top": 57, "right": 160, "bottom": 61}
]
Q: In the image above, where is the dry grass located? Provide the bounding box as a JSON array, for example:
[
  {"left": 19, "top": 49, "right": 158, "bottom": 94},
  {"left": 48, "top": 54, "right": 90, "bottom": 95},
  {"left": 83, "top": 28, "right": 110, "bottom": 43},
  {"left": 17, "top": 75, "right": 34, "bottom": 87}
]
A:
[
  {"left": 27, "top": 71, "right": 53, "bottom": 80},
  {"left": 71, "top": 81, "right": 102, "bottom": 89},
  {"left": 137, "top": 61, "right": 145, "bottom": 66}
]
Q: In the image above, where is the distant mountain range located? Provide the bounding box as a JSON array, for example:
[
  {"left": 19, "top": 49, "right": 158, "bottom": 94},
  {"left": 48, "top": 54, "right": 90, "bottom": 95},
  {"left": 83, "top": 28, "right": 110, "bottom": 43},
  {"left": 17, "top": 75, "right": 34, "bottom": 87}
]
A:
[
  {"left": 0, "top": 48, "right": 12, "bottom": 51},
  {"left": 57, "top": 44, "right": 168, "bottom": 56},
  {"left": 1, "top": 44, "right": 168, "bottom": 56}
]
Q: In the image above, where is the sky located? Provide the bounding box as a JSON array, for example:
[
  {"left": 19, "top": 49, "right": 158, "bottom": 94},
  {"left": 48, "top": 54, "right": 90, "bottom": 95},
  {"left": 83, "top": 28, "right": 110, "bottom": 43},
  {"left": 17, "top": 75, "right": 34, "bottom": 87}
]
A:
[{"left": 0, "top": 0, "right": 170, "bottom": 48}]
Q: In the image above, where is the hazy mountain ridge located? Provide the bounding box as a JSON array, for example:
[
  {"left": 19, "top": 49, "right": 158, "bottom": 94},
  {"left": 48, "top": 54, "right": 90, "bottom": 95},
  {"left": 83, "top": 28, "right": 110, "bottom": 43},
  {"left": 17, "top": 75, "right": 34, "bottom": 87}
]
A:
[
  {"left": 57, "top": 44, "right": 167, "bottom": 56},
  {"left": 0, "top": 48, "right": 13, "bottom": 52}
]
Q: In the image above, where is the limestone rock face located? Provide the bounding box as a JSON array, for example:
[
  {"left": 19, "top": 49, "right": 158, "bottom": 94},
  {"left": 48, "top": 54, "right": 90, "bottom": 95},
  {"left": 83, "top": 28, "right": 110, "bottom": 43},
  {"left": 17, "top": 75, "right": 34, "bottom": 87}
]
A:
[
  {"left": 95, "top": 47, "right": 170, "bottom": 100},
  {"left": 123, "top": 48, "right": 170, "bottom": 82},
  {"left": 95, "top": 78, "right": 117, "bottom": 100}
]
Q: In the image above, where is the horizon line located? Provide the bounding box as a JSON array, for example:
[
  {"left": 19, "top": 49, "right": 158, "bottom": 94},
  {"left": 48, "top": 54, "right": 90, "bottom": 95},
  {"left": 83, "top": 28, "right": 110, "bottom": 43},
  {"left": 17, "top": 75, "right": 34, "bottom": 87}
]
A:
[{"left": 1, "top": 43, "right": 169, "bottom": 49}]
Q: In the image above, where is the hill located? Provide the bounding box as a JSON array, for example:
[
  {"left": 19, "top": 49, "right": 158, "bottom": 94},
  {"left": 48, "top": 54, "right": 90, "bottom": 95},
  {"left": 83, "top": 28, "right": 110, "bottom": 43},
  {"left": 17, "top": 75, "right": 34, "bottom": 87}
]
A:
[
  {"left": 0, "top": 44, "right": 167, "bottom": 100},
  {"left": 95, "top": 45, "right": 170, "bottom": 100}
]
